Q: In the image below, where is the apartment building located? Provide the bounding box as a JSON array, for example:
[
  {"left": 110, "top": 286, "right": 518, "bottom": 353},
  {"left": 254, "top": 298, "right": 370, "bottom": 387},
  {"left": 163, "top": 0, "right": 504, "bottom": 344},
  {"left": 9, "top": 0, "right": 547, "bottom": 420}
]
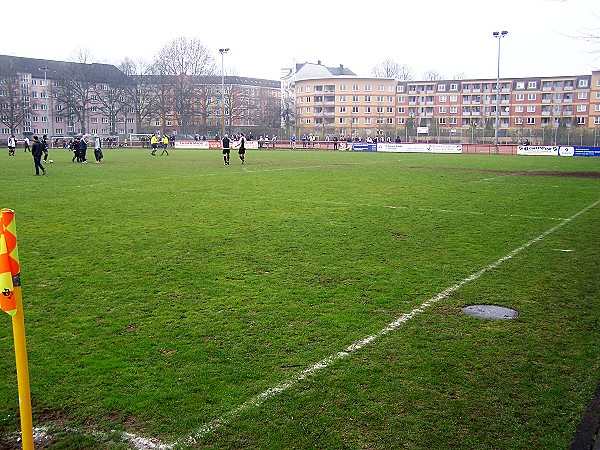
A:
[
  {"left": 0, "top": 55, "right": 281, "bottom": 142},
  {"left": 290, "top": 61, "right": 600, "bottom": 144},
  {"left": 0, "top": 55, "right": 135, "bottom": 141}
]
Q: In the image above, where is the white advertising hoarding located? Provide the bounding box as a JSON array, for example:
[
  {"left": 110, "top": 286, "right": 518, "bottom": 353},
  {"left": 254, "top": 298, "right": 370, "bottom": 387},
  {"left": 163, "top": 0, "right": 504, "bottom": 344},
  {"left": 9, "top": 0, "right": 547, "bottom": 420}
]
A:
[{"left": 377, "top": 143, "right": 462, "bottom": 154}]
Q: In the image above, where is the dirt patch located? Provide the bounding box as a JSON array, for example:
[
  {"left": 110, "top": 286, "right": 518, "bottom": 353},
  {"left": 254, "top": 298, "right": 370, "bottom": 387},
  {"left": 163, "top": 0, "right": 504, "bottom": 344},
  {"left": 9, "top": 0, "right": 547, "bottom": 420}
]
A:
[
  {"left": 505, "top": 170, "right": 600, "bottom": 179},
  {"left": 410, "top": 166, "right": 600, "bottom": 179}
]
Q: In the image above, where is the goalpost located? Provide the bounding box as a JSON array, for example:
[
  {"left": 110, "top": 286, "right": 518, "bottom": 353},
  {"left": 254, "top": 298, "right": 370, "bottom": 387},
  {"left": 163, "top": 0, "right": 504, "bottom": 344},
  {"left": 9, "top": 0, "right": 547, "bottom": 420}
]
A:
[{"left": 129, "top": 133, "right": 152, "bottom": 147}]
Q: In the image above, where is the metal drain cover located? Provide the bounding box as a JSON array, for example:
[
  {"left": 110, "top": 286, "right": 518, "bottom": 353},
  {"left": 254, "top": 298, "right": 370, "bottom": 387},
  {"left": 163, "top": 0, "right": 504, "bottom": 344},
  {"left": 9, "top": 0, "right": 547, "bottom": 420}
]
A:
[{"left": 462, "top": 305, "right": 518, "bottom": 320}]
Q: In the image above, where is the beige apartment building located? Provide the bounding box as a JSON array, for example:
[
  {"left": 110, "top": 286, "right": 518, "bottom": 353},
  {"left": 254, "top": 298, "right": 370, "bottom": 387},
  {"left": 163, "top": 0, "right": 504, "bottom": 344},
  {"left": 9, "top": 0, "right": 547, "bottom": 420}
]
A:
[{"left": 288, "top": 61, "right": 600, "bottom": 145}]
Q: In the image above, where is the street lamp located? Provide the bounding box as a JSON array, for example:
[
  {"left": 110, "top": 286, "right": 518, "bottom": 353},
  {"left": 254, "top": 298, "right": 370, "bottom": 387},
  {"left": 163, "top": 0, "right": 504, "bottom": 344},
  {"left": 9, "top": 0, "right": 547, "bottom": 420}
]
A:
[
  {"left": 39, "top": 67, "right": 50, "bottom": 136},
  {"left": 219, "top": 48, "right": 229, "bottom": 139},
  {"left": 493, "top": 30, "right": 507, "bottom": 154}
]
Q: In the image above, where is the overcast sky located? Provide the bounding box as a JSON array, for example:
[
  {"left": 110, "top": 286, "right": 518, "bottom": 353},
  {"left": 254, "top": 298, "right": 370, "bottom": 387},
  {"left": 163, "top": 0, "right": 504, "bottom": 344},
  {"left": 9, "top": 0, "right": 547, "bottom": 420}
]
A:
[{"left": 3, "top": 0, "right": 599, "bottom": 81}]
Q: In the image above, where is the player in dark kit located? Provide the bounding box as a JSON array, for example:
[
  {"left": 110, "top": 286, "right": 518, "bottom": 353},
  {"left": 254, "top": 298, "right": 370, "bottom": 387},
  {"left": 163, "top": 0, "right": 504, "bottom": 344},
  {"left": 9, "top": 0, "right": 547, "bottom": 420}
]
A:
[
  {"left": 222, "top": 134, "right": 231, "bottom": 165},
  {"left": 237, "top": 133, "right": 246, "bottom": 164}
]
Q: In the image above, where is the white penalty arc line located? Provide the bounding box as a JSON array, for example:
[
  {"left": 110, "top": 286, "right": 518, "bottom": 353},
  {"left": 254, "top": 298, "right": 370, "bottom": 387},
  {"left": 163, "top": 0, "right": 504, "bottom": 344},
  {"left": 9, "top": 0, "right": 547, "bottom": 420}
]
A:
[{"left": 176, "top": 198, "right": 600, "bottom": 447}]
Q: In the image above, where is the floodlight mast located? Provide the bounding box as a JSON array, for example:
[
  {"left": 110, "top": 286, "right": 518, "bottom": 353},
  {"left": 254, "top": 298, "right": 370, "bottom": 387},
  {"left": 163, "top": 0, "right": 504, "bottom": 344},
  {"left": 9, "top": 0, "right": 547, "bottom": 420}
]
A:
[
  {"left": 493, "top": 31, "right": 508, "bottom": 154},
  {"left": 219, "top": 48, "right": 230, "bottom": 139}
]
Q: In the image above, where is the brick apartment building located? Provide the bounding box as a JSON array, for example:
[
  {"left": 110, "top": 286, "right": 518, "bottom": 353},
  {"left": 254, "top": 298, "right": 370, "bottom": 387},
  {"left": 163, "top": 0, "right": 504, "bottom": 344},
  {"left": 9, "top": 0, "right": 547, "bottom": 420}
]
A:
[
  {"left": 2, "top": 55, "right": 600, "bottom": 145},
  {"left": 284, "top": 61, "right": 600, "bottom": 145},
  {"left": 0, "top": 55, "right": 281, "bottom": 143}
]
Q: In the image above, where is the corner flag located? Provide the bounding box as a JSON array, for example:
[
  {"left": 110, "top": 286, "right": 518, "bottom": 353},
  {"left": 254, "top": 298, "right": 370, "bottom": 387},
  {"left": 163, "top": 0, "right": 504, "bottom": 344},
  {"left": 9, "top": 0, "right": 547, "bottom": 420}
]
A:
[{"left": 1, "top": 208, "right": 34, "bottom": 450}]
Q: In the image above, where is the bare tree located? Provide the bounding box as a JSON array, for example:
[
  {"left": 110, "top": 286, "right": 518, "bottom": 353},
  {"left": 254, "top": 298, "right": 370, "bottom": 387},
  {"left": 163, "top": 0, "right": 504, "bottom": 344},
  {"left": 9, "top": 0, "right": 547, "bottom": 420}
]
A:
[
  {"left": 281, "top": 92, "right": 295, "bottom": 136},
  {"left": 0, "top": 58, "right": 27, "bottom": 135},
  {"left": 372, "top": 59, "right": 415, "bottom": 80},
  {"left": 153, "top": 37, "right": 217, "bottom": 134},
  {"left": 397, "top": 64, "right": 415, "bottom": 81},
  {"left": 422, "top": 69, "right": 444, "bottom": 81},
  {"left": 371, "top": 58, "right": 401, "bottom": 78},
  {"left": 119, "top": 57, "right": 153, "bottom": 134},
  {"left": 92, "top": 72, "right": 130, "bottom": 136},
  {"left": 52, "top": 51, "right": 97, "bottom": 134},
  {"left": 452, "top": 72, "right": 468, "bottom": 80}
]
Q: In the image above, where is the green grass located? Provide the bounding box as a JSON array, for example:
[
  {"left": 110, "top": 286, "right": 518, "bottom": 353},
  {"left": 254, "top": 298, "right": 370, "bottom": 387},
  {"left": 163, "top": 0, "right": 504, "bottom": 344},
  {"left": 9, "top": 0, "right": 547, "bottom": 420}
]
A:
[{"left": 0, "top": 147, "right": 599, "bottom": 449}]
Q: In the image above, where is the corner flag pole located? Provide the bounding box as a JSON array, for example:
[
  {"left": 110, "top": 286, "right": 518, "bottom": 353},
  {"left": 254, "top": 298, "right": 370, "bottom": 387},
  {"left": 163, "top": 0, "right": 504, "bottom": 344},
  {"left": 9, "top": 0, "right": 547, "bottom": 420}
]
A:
[{"left": 1, "top": 209, "right": 34, "bottom": 450}]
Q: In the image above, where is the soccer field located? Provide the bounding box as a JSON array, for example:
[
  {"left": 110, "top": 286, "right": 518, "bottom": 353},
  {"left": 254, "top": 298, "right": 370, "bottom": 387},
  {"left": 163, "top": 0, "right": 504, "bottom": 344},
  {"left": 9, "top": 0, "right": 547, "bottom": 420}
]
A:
[{"left": 1, "top": 148, "right": 599, "bottom": 449}]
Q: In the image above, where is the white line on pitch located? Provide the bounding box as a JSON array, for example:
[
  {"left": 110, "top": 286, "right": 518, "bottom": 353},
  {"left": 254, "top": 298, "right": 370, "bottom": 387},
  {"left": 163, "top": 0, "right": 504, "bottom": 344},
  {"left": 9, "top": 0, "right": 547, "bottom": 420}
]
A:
[
  {"left": 27, "top": 198, "right": 599, "bottom": 450},
  {"left": 175, "top": 198, "right": 600, "bottom": 447}
]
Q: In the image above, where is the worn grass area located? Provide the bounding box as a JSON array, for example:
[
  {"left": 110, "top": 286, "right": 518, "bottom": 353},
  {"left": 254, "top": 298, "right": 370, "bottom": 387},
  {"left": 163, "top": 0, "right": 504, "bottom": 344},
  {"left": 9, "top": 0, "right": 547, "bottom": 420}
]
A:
[{"left": 0, "top": 147, "right": 599, "bottom": 449}]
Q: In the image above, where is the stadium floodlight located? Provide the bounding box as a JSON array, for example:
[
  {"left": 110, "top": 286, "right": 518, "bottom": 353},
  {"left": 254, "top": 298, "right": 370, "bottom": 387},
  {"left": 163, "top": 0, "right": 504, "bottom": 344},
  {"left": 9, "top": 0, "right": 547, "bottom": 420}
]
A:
[
  {"left": 39, "top": 67, "right": 50, "bottom": 134},
  {"left": 493, "top": 31, "right": 508, "bottom": 154},
  {"left": 219, "top": 48, "right": 230, "bottom": 139}
]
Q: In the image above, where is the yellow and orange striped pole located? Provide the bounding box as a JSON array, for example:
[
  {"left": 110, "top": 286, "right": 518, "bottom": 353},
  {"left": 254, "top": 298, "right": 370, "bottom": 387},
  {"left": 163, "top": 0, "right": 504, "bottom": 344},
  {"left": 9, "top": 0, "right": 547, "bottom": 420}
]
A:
[{"left": 1, "top": 209, "right": 34, "bottom": 450}]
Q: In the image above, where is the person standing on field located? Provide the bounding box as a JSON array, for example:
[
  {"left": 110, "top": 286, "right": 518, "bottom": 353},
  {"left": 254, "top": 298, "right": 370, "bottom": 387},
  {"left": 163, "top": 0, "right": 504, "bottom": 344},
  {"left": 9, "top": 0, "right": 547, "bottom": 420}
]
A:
[
  {"left": 31, "top": 135, "right": 46, "bottom": 175},
  {"left": 150, "top": 133, "right": 158, "bottom": 156},
  {"left": 41, "top": 134, "right": 50, "bottom": 163},
  {"left": 237, "top": 133, "right": 246, "bottom": 164},
  {"left": 94, "top": 135, "right": 103, "bottom": 163},
  {"left": 160, "top": 135, "right": 169, "bottom": 155},
  {"left": 7, "top": 134, "right": 16, "bottom": 156},
  {"left": 222, "top": 134, "right": 231, "bottom": 165},
  {"left": 23, "top": 136, "right": 30, "bottom": 152}
]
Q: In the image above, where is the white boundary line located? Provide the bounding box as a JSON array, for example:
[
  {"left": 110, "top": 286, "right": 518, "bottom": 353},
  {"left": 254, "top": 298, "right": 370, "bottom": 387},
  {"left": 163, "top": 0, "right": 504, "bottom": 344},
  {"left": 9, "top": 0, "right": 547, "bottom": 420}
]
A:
[
  {"left": 22, "top": 198, "right": 600, "bottom": 449},
  {"left": 175, "top": 198, "right": 600, "bottom": 447}
]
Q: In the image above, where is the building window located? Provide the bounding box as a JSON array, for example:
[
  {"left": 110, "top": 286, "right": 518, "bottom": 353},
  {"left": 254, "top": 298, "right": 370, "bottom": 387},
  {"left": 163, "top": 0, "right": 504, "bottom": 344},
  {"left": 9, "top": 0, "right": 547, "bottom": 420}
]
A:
[
  {"left": 528, "top": 81, "right": 537, "bottom": 89},
  {"left": 450, "top": 95, "right": 458, "bottom": 102},
  {"left": 527, "top": 117, "right": 535, "bottom": 124},
  {"left": 577, "top": 117, "right": 585, "bottom": 125},
  {"left": 438, "top": 84, "right": 446, "bottom": 91},
  {"left": 577, "top": 104, "right": 586, "bottom": 112},
  {"left": 528, "top": 93, "right": 536, "bottom": 100},
  {"left": 377, "top": 85, "right": 384, "bottom": 91},
  {"left": 527, "top": 105, "right": 535, "bottom": 112},
  {"left": 397, "top": 118, "right": 405, "bottom": 124},
  {"left": 91, "top": 117, "right": 98, "bottom": 123},
  {"left": 450, "top": 106, "right": 458, "bottom": 113},
  {"left": 397, "top": 96, "right": 405, "bottom": 103},
  {"left": 515, "top": 117, "right": 523, "bottom": 125},
  {"left": 339, "top": 117, "right": 346, "bottom": 124},
  {"left": 364, "top": 96, "right": 371, "bottom": 102},
  {"left": 516, "top": 93, "right": 524, "bottom": 101},
  {"left": 578, "top": 92, "right": 588, "bottom": 99},
  {"left": 439, "top": 117, "right": 446, "bottom": 124},
  {"left": 439, "top": 95, "right": 447, "bottom": 102},
  {"left": 365, "top": 85, "right": 371, "bottom": 91},
  {"left": 339, "top": 85, "right": 346, "bottom": 91},
  {"left": 450, "top": 84, "right": 458, "bottom": 91},
  {"left": 439, "top": 106, "right": 447, "bottom": 113},
  {"left": 339, "top": 106, "right": 346, "bottom": 113},
  {"left": 352, "top": 96, "right": 359, "bottom": 102},
  {"left": 595, "top": 117, "right": 600, "bottom": 124},
  {"left": 365, "top": 106, "right": 371, "bottom": 113},
  {"left": 578, "top": 79, "right": 588, "bottom": 87},
  {"left": 352, "top": 84, "right": 359, "bottom": 91},
  {"left": 364, "top": 117, "right": 371, "bottom": 124},
  {"left": 339, "top": 95, "right": 346, "bottom": 102},
  {"left": 516, "top": 82, "right": 525, "bottom": 89}
]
